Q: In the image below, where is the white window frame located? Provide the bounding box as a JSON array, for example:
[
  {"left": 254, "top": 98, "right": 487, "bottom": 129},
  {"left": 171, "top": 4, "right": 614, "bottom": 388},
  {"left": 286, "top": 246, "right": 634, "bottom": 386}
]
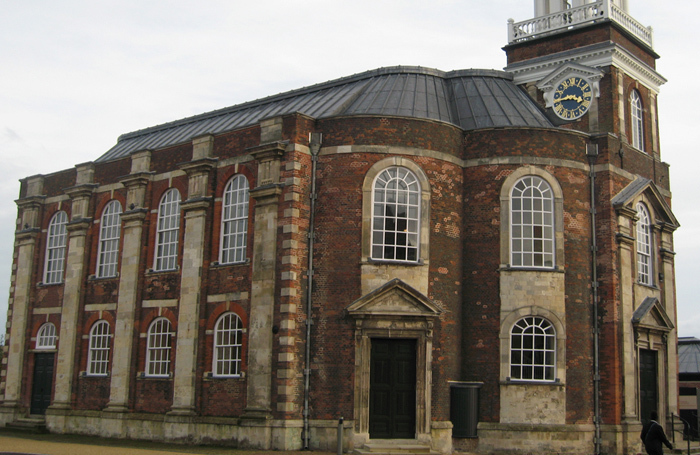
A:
[
  {"left": 509, "top": 316, "right": 556, "bottom": 382},
  {"left": 44, "top": 211, "right": 68, "bottom": 284},
  {"left": 213, "top": 312, "right": 243, "bottom": 377},
  {"left": 154, "top": 189, "right": 180, "bottom": 271},
  {"left": 87, "top": 320, "right": 110, "bottom": 376},
  {"left": 96, "top": 201, "right": 122, "bottom": 278},
  {"left": 630, "top": 90, "right": 644, "bottom": 152},
  {"left": 510, "top": 176, "right": 555, "bottom": 268},
  {"left": 371, "top": 166, "right": 421, "bottom": 262},
  {"left": 145, "top": 318, "right": 172, "bottom": 378},
  {"left": 36, "top": 323, "right": 57, "bottom": 349},
  {"left": 636, "top": 202, "right": 653, "bottom": 285},
  {"left": 219, "top": 175, "right": 249, "bottom": 264}
]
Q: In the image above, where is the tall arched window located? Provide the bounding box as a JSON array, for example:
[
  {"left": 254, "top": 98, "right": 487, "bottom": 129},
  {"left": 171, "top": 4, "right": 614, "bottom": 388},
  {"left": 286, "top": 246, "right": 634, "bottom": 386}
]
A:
[
  {"left": 146, "top": 318, "right": 172, "bottom": 377},
  {"left": 636, "top": 202, "right": 653, "bottom": 285},
  {"left": 154, "top": 189, "right": 180, "bottom": 271},
  {"left": 510, "top": 316, "right": 556, "bottom": 382},
  {"left": 87, "top": 320, "right": 110, "bottom": 376},
  {"left": 36, "top": 323, "right": 57, "bottom": 349},
  {"left": 44, "top": 211, "right": 68, "bottom": 284},
  {"left": 510, "top": 176, "right": 555, "bottom": 268},
  {"left": 371, "top": 166, "right": 420, "bottom": 262},
  {"left": 220, "top": 175, "right": 249, "bottom": 264},
  {"left": 630, "top": 90, "right": 644, "bottom": 152},
  {"left": 97, "top": 201, "right": 122, "bottom": 278},
  {"left": 213, "top": 312, "right": 243, "bottom": 377}
]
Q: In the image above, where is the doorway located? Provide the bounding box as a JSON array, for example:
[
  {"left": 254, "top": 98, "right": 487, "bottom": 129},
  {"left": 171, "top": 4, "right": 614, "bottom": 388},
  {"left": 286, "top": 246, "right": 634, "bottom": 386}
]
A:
[
  {"left": 30, "top": 352, "right": 55, "bottom": 415},
  {"left": 640, "top": 349, "right": 658, "bottom": 422},
  {"left": 369, "top": 338, "right": 416, "bottom": 439}
]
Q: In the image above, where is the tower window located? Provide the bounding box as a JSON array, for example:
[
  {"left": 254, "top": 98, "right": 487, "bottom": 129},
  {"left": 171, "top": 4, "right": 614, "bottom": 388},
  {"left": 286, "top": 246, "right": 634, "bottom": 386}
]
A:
[
  {"left": 630, "top": 90, "right": 645, "bottom": 152},
  {"left": 636, "top": 202, "right": 652, "bottom": 285}
]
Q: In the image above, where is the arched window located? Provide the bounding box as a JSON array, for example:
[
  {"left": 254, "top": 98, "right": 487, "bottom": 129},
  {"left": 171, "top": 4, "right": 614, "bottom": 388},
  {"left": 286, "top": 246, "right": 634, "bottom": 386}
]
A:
[
  {"left": 510, "top": 176, "right": 555, "bottom": 268},
  {"left": 630, "top": 90, "right": 644, "bottom": 151},
  {"left": 510, "top": 316, "right": 556, "bottom": 381},
  {"left": 87, "top": 320, "right": 110, "bottom": 376},
  {"left": 371, "top": 166, "right": 420, "bottom": 262},
  {"left": 154, "top": 189, "right": 180, "bottom": 271},
  {"left": 44, "top": 211, "right": 68, "bottom": 284},
  {"left": 213, "top": 313, "right": 243, "bottom": 377},
  {"left": 97, "top": 201, "right": 122, "bottom": 278},
  {"left": 636, "top": 202, "right": 653, "bottom": 285},
  {"left": 37, "top": 323, "right": 57, "bottom": 349},
  {"left": 146, "top": 318, "right": 172, "bottom": 377},
  {"left": 220, "top": 175, "right": 249, "bottom": 264}
]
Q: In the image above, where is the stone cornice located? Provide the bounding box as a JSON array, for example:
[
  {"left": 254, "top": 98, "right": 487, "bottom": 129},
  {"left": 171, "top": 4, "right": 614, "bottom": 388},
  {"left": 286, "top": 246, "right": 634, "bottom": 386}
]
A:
[
  {"left": 119, "top": 171, "right": 154, "bottom": 188},
  {"left": 178, "top": 157, "right": 218, "bottom": 175},
  {"left": 506, "top": 42, "right": 666, "bottom": 94},
  {"left": 64, "top": 183, "right": 98, "bottom": 199},
  {"left": 180, "top": 197, "right": 213, "bottom": 212},
  {"left": 15, "top": 195, "right": 47, "bottom": 209},
  {"left": 249, "top": 184, "right": 283, "bottom": 205},
  {"left": 247, "top": 141, "right": 287, "bottom": 161}
]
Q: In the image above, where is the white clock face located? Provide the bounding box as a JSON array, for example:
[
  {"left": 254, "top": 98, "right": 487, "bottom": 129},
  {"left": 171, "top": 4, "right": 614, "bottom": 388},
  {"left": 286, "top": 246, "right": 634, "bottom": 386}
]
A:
[{"left": 552, "top": 76, "right": 593, "bottom": 120}]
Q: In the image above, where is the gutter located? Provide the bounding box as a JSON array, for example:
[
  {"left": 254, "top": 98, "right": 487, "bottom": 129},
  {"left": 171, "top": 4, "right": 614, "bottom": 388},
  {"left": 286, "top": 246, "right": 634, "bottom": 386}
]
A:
[
  {"left": 587, "top": 143, "right": 602, "bottom": 454},
  {"left": 303, "top": 132, "right": 322, "bottom": 449}
]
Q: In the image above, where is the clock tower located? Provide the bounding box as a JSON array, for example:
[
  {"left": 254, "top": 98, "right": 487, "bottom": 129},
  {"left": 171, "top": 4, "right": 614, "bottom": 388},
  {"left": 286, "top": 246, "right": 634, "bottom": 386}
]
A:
[
  {"left": 502, "top": 2, "right": 678, "bottom": 455},
  {"left": 504, "top": 0, "right": 665, "bottom": 157}
]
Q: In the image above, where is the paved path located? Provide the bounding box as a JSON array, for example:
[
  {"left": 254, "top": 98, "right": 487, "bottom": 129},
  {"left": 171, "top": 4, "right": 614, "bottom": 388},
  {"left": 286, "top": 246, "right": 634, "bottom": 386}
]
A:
[{"left": 0, "top": 429, "right": 335, "bottom": 455}]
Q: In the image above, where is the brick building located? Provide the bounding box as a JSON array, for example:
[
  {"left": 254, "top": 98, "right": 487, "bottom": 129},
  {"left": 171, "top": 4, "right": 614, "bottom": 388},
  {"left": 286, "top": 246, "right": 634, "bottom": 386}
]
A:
[{"left": 0, "top": 1, "right": 680, "bottom": 454}]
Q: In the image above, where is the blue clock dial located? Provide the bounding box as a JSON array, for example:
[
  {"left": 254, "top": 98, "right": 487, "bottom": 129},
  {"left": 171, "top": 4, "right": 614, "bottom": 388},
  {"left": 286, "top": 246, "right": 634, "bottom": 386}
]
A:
[{"left": 552, "top": 76, "right": 593, "bottom": 120}]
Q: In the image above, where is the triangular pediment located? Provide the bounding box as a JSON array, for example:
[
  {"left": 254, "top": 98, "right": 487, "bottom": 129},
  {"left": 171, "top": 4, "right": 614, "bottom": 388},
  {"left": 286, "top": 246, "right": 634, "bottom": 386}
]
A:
[
  {"left": 537, "top": 63, "right": 604, "bottom": 89},
  {"left": 346, "top": 278, "right": 441, "bottom": 319},
  {"left": 612, "top": 177, "right": 679, "bottom": 228},
  {"left": 632, "top": 297, "right": 674, "bottom": 332}
]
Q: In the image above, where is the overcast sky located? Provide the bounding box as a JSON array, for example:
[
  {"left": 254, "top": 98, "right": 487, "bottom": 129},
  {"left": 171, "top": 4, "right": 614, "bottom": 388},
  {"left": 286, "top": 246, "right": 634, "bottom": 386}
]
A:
[{"left": 2, "top": 0, "right": 699, "bottom": 342}]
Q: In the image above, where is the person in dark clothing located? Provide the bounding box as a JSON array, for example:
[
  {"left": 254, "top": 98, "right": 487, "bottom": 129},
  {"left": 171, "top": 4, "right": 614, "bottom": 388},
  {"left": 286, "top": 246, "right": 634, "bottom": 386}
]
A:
[{"left": 640, "top": 411, "right": 673, "bottom": 455}]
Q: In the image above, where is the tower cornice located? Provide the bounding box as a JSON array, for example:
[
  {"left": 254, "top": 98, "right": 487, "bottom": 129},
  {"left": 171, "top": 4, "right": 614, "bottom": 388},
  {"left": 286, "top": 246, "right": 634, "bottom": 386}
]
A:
[{"left": 505, "top": 41, "right": 666, "bottom": 93}]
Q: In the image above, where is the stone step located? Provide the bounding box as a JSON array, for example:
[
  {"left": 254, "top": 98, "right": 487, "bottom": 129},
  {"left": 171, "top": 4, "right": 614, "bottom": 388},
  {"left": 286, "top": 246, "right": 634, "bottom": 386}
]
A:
[
  {"left": 5, "top": 416, "right": 48, "bottom": 433},
  {"left": 353, "top": 442, "right": 438, "bottom": 455}
]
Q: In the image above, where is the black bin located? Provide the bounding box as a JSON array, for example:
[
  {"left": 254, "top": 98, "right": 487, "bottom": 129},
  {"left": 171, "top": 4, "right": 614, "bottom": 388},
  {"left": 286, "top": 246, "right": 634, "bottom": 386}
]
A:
[{"left": 450, "top": 382, "right": 482, "bottom": 438}]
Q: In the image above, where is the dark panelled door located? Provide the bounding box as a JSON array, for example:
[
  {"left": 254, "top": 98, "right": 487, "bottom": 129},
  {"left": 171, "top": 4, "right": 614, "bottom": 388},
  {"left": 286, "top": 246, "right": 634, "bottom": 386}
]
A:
[
  {"left": 639, "top": 349, "right": 658, "bottom": 422},
  {"left": 369, "top": 338, "right": 416, "bottom": 439},
  {"left": 30, "top": 353, "right": 55, "bottom": 415}
]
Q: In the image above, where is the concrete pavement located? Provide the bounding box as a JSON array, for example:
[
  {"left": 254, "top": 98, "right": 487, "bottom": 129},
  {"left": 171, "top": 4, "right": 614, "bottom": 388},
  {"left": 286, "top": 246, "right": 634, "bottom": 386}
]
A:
[{"left": 0, "top": 428, "right": 335, "bottom": 455}]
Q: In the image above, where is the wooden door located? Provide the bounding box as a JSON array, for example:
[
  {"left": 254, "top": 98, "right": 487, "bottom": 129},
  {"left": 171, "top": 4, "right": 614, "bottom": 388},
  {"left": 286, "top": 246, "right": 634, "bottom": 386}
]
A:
[
  {"left": 369, "top": 338, "right": 416, "bottom": 439},
  {"left": 30, "top": 353, "right": 55, "bottom": 415},
  {"left": 640, "top": 349, "right": 658, "bottom": 423}
]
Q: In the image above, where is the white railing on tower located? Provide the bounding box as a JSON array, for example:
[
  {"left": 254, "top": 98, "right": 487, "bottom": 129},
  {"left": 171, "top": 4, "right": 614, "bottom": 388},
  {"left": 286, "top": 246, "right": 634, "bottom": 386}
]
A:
[{"left": 507, "top": 0, "right": 653, "bottom": 49}]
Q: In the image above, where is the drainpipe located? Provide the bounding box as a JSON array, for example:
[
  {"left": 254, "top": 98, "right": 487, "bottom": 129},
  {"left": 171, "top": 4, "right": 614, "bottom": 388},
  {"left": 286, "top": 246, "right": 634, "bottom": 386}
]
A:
[
  {"left": 587, "top": 143, "right": 601, "bottom": 455},
  {"left": 303, "top": 132, "right": 322, "bottom": 449}
]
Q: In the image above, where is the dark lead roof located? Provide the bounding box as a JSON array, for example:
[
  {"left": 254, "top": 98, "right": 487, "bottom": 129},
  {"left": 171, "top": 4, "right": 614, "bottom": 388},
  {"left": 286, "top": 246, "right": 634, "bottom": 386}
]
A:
[
  {"left": 97, "top": 66, "right": 552, "bottom": 163},
  {"left": 679, "top": 337, "right": 700, "bottom": 374}
]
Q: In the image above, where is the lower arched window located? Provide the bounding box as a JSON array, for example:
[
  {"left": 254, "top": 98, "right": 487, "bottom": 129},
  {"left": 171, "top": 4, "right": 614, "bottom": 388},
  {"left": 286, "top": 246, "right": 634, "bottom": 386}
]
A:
[
  {"left": 36, "top": 323, "right": 57, "bottom": 349},
  {"left": 510, "top": 316, "right": 556, "bottom": 381},
  {"left": 146, "top": 318, "right": 172, "bottom": 377},
  {"left": 87, "top": 320, "right": 110, "bottom": 376},
  {"left": 213, "top": 313, "right": 243, "bottom": 377}
]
